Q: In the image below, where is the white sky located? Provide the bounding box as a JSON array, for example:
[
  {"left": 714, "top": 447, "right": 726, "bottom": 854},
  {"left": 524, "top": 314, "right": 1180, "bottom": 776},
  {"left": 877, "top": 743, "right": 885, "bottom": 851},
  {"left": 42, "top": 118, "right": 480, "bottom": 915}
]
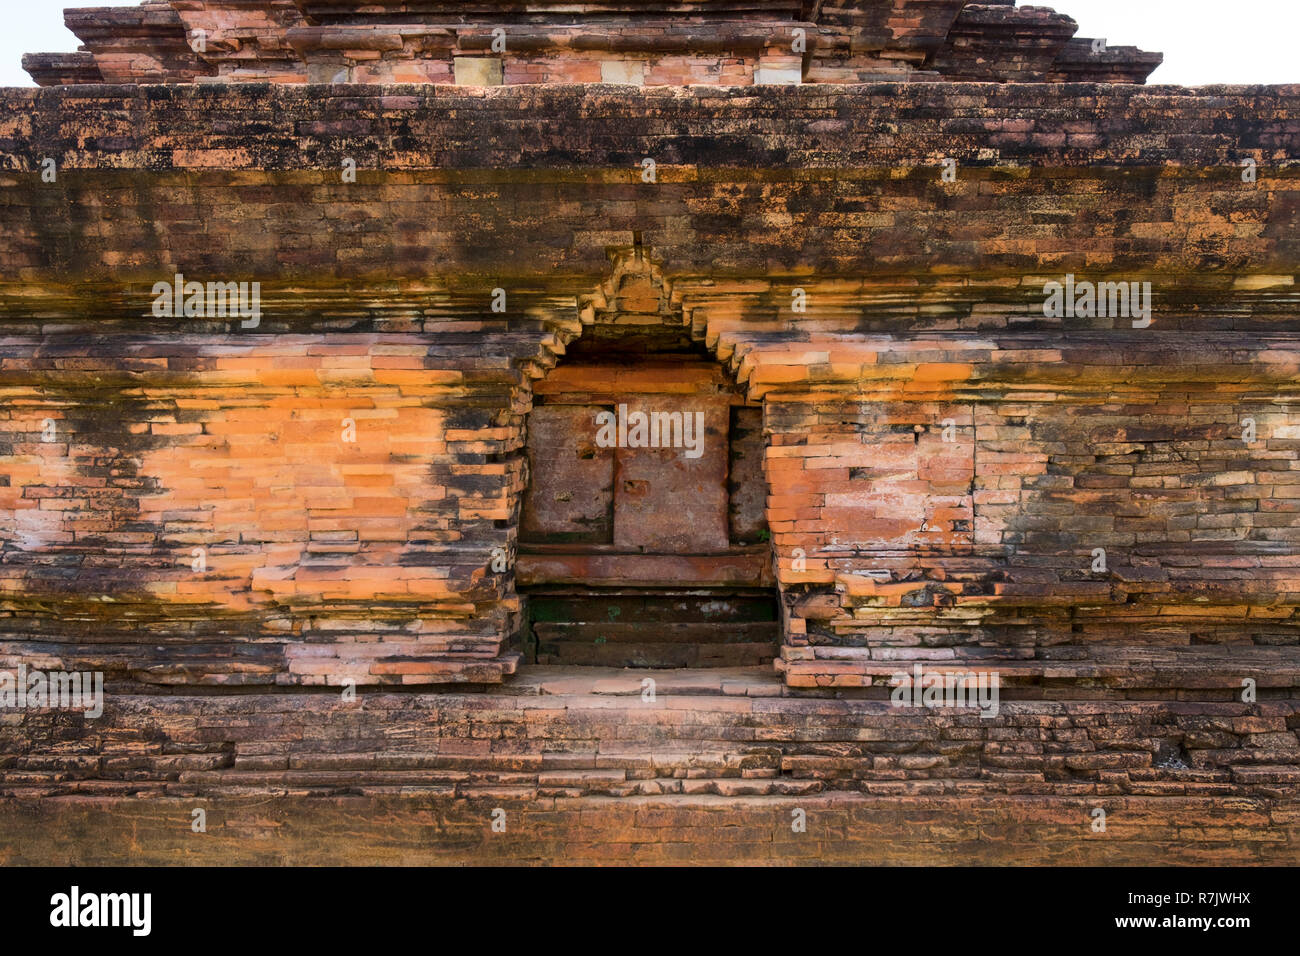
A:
[{"left": 0, "top": 0, "right": 1295, "bottom": 88}]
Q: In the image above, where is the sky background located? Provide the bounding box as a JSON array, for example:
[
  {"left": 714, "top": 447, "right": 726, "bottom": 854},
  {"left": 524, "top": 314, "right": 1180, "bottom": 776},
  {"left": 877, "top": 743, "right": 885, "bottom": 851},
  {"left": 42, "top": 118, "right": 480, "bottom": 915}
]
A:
[{"left": 0, "top": 0, "right": 1295, "bottom": 88}]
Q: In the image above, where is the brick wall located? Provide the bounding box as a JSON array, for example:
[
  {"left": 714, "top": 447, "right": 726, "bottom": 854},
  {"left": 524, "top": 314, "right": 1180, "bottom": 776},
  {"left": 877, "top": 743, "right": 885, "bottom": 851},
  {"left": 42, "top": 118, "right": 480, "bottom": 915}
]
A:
[
  {"left": 0, "top": 332, "right": 532, "bottom": 685},
  {"left": 2, "top": 686, "right": 1297, "bottom": 863},
  {"left": 0, "top": 84, "right": 1297, "bottom": 689}
]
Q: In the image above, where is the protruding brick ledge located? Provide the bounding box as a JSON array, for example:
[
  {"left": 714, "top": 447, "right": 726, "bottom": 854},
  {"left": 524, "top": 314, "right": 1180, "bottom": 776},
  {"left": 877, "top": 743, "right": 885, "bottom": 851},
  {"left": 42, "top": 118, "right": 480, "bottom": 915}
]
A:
[
  {"left": 3, "top": 792, "right": 1296, "bottom": 864},
  {"left": 5, "top": 674, "right": 1298, "bottom": 798},
  {"left": 2, "top": 671, "right": 1297, "bottom": 864}
]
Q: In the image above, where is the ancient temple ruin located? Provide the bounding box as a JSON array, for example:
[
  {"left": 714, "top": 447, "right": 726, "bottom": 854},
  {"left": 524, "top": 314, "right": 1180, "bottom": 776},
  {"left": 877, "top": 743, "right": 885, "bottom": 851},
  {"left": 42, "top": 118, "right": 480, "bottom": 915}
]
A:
[{"left": 1, "top": 1, "right": 1298, "bottom": 863}]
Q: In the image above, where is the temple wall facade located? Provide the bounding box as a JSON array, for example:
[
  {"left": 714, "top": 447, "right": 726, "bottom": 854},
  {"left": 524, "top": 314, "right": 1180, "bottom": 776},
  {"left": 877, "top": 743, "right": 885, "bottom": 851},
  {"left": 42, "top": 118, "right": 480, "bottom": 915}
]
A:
[{"left": 1, "top": 84, "right": 1297, "bottom": 694}]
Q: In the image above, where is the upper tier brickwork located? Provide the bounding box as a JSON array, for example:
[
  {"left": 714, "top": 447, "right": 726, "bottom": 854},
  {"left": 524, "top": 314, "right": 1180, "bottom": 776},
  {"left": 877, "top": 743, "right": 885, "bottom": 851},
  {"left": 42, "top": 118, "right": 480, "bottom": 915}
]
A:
[{"left": 22, "top": 0, "right": 1163, "bottom": 87}]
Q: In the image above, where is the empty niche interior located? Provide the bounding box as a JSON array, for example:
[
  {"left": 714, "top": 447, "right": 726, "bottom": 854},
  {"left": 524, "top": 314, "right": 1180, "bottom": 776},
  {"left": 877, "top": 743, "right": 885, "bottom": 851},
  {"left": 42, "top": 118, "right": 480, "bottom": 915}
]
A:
[{"left": 516, "top": 316, "right": 778, "bottom": 668}]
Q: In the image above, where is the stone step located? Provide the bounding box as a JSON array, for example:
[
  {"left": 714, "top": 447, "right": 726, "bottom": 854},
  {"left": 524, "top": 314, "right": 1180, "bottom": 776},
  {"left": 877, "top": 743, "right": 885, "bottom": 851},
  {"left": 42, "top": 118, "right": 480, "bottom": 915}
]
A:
[
  {"left": 537, "top": 639, "right": 778, "bottom": 668},
  {"left": 526, "top": 594, "right": 780, "bottom": 667},
  {"left": 534, "top": 624, "right": 779, "bottom": 668},
  {"left": 534, "top": 622, "right": 780, "bottom": 645}
]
